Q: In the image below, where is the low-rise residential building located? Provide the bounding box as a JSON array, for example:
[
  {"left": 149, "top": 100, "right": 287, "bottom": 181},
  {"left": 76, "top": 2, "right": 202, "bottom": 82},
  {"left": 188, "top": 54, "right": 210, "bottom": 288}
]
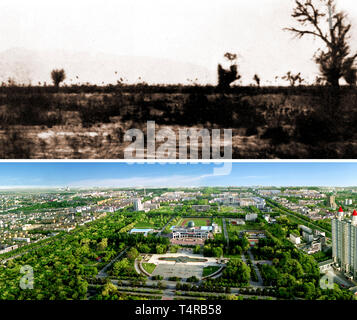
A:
[
  {"left": 290, "top": 233, "right": 301, "bottom": 245},
  {"left": 192, "top": 205, "right": 211, "bottom": 212},
  {"left": 129, "top": 228, "right": 153, "bottom": 237},
  {"left": 245, "top": 213, "right": 258, "bottom": 222}
]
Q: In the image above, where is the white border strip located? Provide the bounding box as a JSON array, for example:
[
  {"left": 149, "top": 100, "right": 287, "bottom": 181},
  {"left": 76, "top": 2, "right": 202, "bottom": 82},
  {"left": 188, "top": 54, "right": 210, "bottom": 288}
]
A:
[{"left": 0, "top": 159, "right": 356, "bottom": 163}]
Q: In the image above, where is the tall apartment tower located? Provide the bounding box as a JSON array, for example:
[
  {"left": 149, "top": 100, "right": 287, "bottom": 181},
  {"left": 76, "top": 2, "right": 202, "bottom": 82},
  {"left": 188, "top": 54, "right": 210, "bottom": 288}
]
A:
[
  {"left": 133, "top": 199, "right": 143, "bottom": 211},
  {"left": 332, "top": 207, "right": 357, "bottom": 278}
]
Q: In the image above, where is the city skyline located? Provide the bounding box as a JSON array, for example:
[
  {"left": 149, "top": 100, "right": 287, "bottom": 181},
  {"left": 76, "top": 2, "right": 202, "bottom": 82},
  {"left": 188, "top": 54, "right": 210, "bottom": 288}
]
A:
[{"left": 0, "top": 162, "right": 357, "bottom": 188}]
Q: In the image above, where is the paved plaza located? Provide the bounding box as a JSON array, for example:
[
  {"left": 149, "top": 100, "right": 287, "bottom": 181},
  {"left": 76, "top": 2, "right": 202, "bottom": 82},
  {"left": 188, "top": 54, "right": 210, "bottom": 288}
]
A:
[{"left": 144, "top": 252, "right": 224, "bottom": 280}]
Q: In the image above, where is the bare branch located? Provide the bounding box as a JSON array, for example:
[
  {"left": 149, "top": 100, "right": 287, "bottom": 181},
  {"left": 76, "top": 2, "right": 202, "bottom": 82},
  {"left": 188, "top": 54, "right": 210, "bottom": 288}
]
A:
[
  {"left": 284, "top": 27, "right": 322, "bottom": 39},
  {"left": 287, "top": 0, "right": 330, "bottom": 45},
  {"left": 286, "top": 0, "right": 357, "bottom": 87}
]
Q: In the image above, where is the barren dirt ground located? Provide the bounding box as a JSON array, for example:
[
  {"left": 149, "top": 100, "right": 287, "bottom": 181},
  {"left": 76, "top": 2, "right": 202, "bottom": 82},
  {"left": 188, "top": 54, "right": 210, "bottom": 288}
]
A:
[{"left": 0, "top": 90, "right": 356, "bottom": 158}]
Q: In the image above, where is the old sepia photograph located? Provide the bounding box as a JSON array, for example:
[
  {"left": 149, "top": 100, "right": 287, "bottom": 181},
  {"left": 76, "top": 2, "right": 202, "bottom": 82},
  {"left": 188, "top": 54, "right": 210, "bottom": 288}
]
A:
[{"left": 0, "top": 0, "right": 356, "bottom": 159}]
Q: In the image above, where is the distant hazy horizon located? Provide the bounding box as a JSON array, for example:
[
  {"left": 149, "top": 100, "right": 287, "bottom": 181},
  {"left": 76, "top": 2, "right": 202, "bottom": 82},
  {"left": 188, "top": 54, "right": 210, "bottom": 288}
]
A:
[{"left": 1, "top": 0, "right": 357, "bottom": 85}]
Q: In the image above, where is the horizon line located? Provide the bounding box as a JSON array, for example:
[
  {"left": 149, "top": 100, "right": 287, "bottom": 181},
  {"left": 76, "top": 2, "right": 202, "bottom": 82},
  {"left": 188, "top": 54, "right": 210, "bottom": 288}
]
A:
[{"left": 0, "top": 185, "right": 356, "bottom": 190}]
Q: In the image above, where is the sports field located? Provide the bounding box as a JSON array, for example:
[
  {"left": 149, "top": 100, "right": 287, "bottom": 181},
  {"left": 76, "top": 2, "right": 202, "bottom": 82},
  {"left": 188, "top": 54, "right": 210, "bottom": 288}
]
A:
[{"left": 176, "top": 217, "right": 211, "bottom": 228}]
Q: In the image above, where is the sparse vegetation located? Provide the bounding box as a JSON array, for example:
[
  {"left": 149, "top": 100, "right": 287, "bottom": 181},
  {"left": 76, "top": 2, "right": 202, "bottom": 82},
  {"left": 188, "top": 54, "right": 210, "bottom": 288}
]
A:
[
  {"left": 0, "top": 84, "right": 356, "bottom": 158},
  {"left": 253, "top": 74, "right": 261, "bottom": 87},
  {"left": 286, "top": 0, "right": 357, "bottom": 88},
  {"left": 51, "top": 69, "right": 66, "bottom": 88},
  {"left": 282, "top": 71, "right": 304, "bottom": 87},
  {"left": 217, "top": 53, "right": 241, "bottom": 89}
]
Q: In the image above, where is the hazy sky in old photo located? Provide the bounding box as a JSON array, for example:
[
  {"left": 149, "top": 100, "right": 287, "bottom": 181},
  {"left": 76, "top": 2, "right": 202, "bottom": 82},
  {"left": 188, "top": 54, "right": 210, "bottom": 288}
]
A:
[{"left": 0, "top": 0, "right": 357, "bottom": 84}]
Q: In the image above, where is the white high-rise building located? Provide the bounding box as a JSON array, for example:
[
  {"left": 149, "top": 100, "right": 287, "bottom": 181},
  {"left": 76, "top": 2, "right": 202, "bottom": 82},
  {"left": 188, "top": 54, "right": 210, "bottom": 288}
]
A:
[
  {"left": 133, "top": 199, "right": 143, "bottom": 211},
  {"left": 332, "top": 207, "right": 357, "bottom": 279}
]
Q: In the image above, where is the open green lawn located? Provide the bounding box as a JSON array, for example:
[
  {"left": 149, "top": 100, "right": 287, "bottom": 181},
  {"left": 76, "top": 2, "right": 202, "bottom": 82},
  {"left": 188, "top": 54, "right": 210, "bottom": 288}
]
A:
[
  {"left": 173, "top": 217, "right": 183, "bottom": 228},
  {"left": 213, "top": 217, "right": 222, "bottom": 227},
  {"left": 228, "top": 224, "right": 247, "bottom": 233},
  {"left": 149, "top": 206, "right": 175, "bottom": 214},
  {"left": 202, "top": 266, "right": 221, "bottom": 277},
  {"left": 228, "top": 222, "right": 263, "bottom": 236},
  {"left": 134, "top": 221, "right": 155, "bottom": 229},
  {"left": 142, "top": 263, "right": 156, "bottom": 274},
  {"left": 219, "top": 206, "right": 245, "bottom": 214}
]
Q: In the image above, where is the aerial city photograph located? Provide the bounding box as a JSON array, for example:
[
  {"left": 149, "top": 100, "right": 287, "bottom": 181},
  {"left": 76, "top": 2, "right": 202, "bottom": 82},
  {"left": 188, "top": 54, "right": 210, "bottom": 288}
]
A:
[
  {"left": 1, "top": 162, "right": 357, "bottom": 302},
  {"left": 0, "top": 0, "right": 356, "bottom": 159}
]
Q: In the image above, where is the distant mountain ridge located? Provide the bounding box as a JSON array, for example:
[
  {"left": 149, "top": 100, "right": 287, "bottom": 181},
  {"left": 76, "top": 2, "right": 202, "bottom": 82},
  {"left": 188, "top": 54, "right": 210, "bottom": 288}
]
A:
[{"left": 0, "top": 48, "right": 216, "bottom": 85}]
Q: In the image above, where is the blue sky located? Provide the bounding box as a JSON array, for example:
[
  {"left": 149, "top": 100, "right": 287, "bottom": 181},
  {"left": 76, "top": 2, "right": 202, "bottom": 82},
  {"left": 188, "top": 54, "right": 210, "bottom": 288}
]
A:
[{"left": 0, "top": 162, "right": 356, "bottom": 188}]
